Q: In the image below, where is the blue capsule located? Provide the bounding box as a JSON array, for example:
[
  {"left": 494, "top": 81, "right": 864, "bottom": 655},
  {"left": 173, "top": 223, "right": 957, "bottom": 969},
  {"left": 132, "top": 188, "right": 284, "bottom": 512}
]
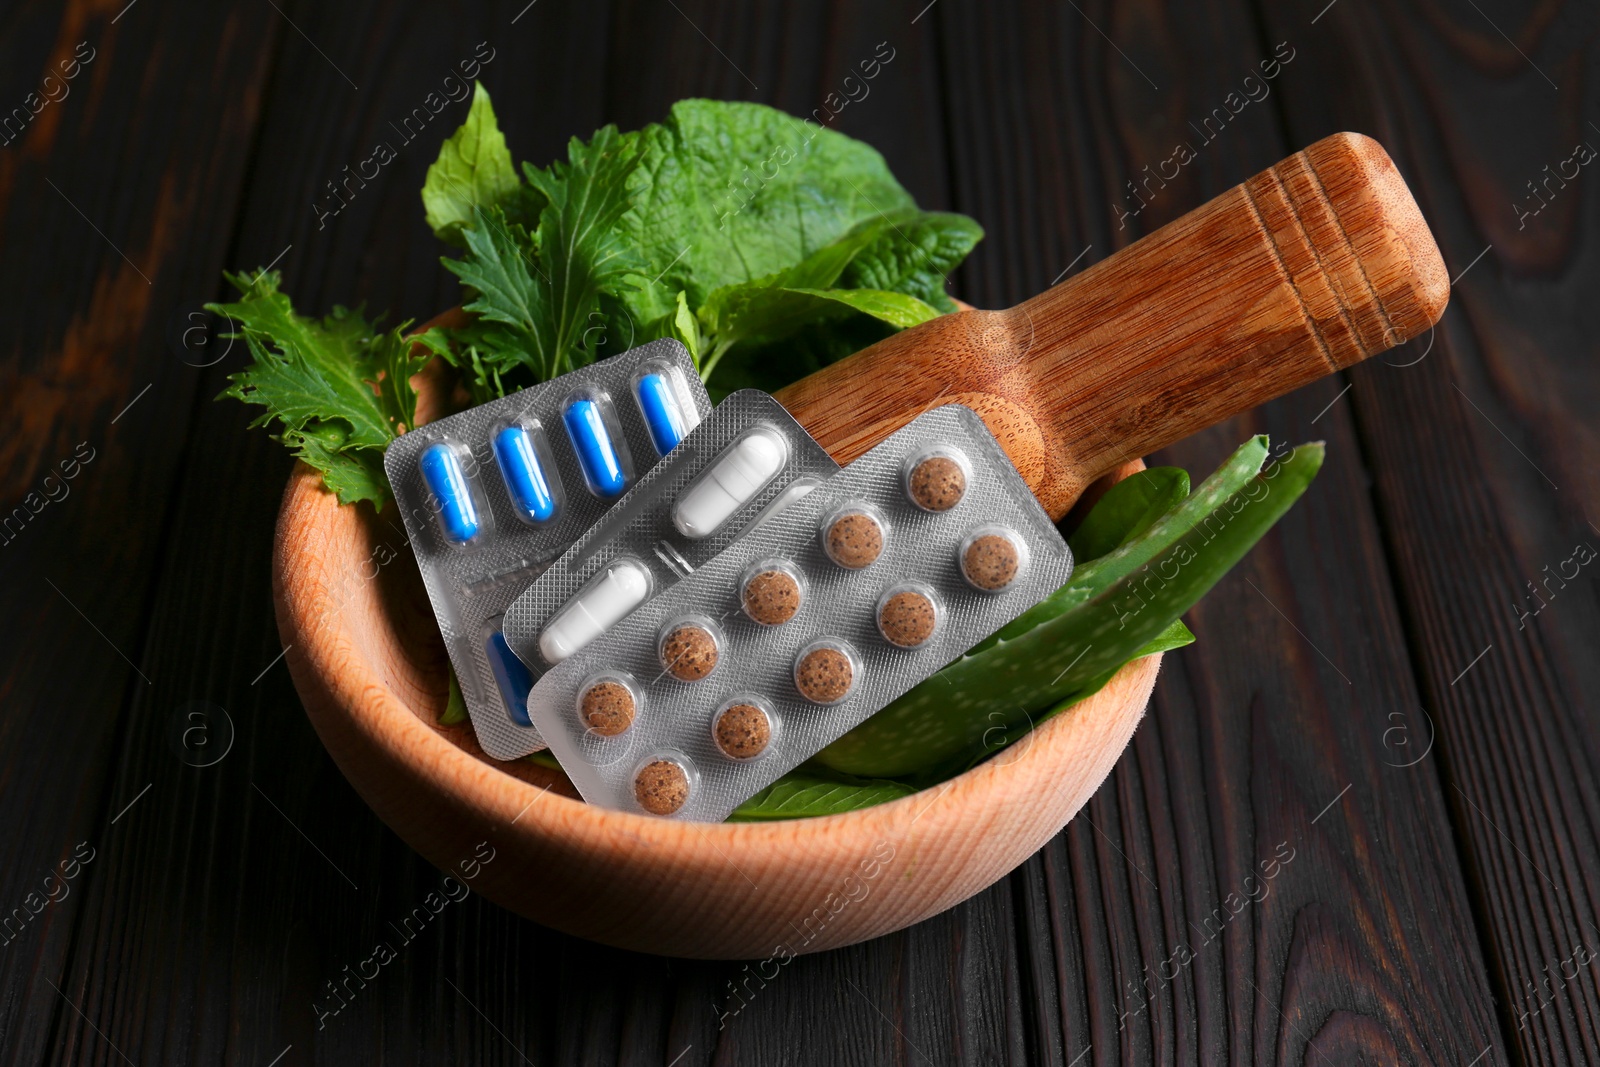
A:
[
  {"left": 485, "top": 629, "right": 534, "bottom": 726},
  {"left": 563, "top": 396, "right": 628, "bottom": 498},
  {"left": 636, "top": 372, "right": 689, "bottom": 457},
  {"left": 418, "top": 442, "right": 480, "bottom": 544},
  {"left": 491, "top": 423, "right": 558, "bottom": 524}
]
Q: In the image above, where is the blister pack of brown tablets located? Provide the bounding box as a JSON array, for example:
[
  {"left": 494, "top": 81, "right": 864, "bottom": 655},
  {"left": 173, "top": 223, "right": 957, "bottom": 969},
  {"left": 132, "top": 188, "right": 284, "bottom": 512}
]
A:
[
  {"left": 382, "top": 340, "right": 709, "bottom": 752},
  {"left": 493, "top": 391, "right": 841, "bottom": 755},
  {"left": 521, "top": 404, "right": 1074, "bottom": 820}
]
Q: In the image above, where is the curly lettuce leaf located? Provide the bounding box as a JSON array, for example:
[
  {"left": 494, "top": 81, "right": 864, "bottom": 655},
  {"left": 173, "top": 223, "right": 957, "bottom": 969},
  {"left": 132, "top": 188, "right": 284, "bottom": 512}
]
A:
[{"left": 210, "top": 271, "right": 423, "bottom": 507}]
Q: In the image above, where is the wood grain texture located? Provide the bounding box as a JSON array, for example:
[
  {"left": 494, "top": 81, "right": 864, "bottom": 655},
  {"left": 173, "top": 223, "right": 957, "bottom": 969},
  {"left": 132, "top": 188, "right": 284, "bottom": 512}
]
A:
[
  {"left": 1258, "top": 1, "right": 1600, "bottom": 1062},
  {"left": 274, "top": 454, "right": 1161, "bottom": 957},
  {"left": 20, "top": 2, "right": 1088, "bottom": 1065},
  {"left": 0, "top": 0, "right": 1590, "bottom": 1064},
  {"left": 29, "top": 1, "right": 619, "bottom": 1064},
  {"left": 775, "top": 132, "right": 1448, "bottom": 519},
  {"left": 931, "top": 0, "right": 1506, "bottom": 1062},
  {"left": 0, "top": 4, "right": 282, "bottom": 1064}
]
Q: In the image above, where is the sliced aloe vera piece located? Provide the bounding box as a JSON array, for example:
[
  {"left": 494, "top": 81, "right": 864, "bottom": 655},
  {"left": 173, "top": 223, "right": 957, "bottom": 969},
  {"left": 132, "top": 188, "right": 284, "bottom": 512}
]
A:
[{"left": 815, "top": 440, "right": 1324, "bottom": 777}]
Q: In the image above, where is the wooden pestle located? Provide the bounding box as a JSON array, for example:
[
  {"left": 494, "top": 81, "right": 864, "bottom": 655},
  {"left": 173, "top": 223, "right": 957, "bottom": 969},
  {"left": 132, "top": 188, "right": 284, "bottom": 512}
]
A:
[{"left": 773, "top": 132, "right": 1449, "bottom": 520}]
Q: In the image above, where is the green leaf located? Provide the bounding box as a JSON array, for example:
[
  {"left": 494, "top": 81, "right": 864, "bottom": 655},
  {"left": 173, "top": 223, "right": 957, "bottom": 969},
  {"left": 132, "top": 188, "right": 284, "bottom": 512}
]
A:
[
  {"left": 423, "top": 83, "right": 525, "bottom": 247},
  {"left": 978, "top": 436, "right": 1271, "bottom": 655},
  {"left": 440, "top": 667, "right": 469, "bottom": 726},
  {"left": 440, "top": 125, "right": 643, "bottom": 383},
  {"left": 697, "top": 287, "right": 938, "bottom": 380},
  {"left": 694, "top": 215, "right": 935, "bottom": 379},
  {"left": 444, "top": 209, "right": 543, "bottom": 364},
  {"left": 525, "top": 749, "right": 562, "bottom": 771},
  {"left": 696, "top": 215, "right": 890, "bottom": 337},
  {"left": 700, "top": 313, "right": 897, "bottom": 400},
  {"left": 727, "top": 769, "right": 918, "bottom": 821},
  {"left": 1068, "top": 467, "right": 1190, "bottom": 562},
  {"left": 958, "top": 618, "right": 1195, "bottom": 775},
  {"left": 210, "top": 271, "right": 423, "bottom": 508},
  {"left": 782, "top": 288, "right": 941, "bottom": 329},
  {"left": 665, "top": 290, "right": 702, "bottom": 365},
  {"left": 279, "top": 405, "right": 390, "bottom": 507},
  {"left": 814, "top": 439, "right": 1325, "bottom": 777},
  {"left": 617, "top": 100, "right": 921, "bottom": 326},
  {"left": 839, "top": 211, "right": 984, "bottom": 313}
]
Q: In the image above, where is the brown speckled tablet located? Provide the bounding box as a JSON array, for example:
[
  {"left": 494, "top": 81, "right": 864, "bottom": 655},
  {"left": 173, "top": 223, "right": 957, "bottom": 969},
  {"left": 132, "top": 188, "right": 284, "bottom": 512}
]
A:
[
  {"left": 962, "top": 533, "right": 1020, "bottom": 591},
  {"left": 879, "top": 590, "right": 938, "bottom": 648},
  {"left": 908, "top": 455, "right": 966, "bottom": 512},
  {"left": 714, "top": 703, "right": 772, "bottom": 759},
  {"left": 579, "top": 680, "right": 635, "bottom": 736},
  {"left": 742, "top": 569, "right": 801, "bottom": 626},
  {"left": 660, "top": 624, "right": 719, "bottom": 681},
  {"left": 795, "top": 646, "right": 855, "bottom": 704},
  {"left": 825, "top": 512, "right": 884, "bottom": 569},
  {"left": 634, "top": 760, "right": 689, "bottom": 815}
]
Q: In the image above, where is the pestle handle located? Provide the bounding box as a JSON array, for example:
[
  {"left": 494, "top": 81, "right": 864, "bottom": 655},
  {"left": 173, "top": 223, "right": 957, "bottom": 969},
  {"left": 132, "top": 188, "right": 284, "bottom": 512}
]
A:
[{"left": 773, "top": 132, "right": 1449, "bottom": 519}]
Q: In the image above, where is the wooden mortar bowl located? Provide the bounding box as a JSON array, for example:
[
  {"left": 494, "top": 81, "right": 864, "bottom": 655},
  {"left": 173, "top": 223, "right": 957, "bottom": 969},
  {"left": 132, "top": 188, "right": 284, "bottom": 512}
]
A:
[
  {"left": 274, "top": 450, "right": 1156, "bottom": 959},
  {"left": 274, "top": 132, "right": 1447, "bottom": 958}
]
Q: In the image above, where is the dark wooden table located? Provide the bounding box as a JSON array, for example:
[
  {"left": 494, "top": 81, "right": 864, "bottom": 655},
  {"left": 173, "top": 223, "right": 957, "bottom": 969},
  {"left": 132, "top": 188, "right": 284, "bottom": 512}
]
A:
[{"left": 3, "top": 1, "right": 1596, "bottom": 1063}]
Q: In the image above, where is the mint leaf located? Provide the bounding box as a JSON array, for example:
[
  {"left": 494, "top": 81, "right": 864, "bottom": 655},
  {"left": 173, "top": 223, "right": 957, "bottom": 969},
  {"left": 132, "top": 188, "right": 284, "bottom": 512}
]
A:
[
  {"left": 423, "top": 82, "right": 525, "bottom": 247},
  {"left": 840, "top": 211, "right": 984, "bottom": 313},
  {"left": 211, "top": 271, "right": 423, "bottom": 508}
]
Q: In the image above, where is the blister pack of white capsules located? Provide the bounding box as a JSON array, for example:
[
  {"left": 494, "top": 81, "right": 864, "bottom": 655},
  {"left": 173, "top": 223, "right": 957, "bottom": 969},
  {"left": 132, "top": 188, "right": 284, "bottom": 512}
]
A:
[
  {"left": 523, "top": 404, "right": 1074, "bottom": 821},
  {"left": 495, "top": 390, "right": 841, "bottom": 752},
  {"left": 382, "top": 339, "right": 710, "bottom": 752}
]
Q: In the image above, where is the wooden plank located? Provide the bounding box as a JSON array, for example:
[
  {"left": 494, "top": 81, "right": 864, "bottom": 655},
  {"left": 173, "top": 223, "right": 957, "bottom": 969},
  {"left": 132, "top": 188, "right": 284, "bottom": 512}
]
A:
[
  {"left": 34, "top": 1, "right": 619, "bottom": 1064},
  {"left": 0, "top": 3, "right": 283, "bottom": 1064},
  {"left": 935, "top": 0, "right": 1508, "bottom": 1062},
  {"left": 1256, "top": 1, "right": 1600, "bottom": 1062},
  {"left": 38, "top": 1, "right": 1051, "bottom": 1065},
  {"left": 599, "top": 3, "right": 1038, "bottom": 1064}
]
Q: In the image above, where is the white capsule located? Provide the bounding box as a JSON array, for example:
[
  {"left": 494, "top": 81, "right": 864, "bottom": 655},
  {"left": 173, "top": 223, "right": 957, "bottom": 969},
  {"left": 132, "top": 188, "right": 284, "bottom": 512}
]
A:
[
  {"left": 671, "top": 428, "right": 789, "bottom": 539},
  {"left": 539, "top": 559, "right": 652, "bottom": 664}
]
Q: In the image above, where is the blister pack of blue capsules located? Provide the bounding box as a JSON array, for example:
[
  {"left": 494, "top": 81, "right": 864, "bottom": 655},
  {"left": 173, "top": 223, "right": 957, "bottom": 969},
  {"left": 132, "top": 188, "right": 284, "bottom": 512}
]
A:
[
  {"left": 522, "top": 405, "right": 1075, "bottom": 820},
  {"left": 383, "top": 340, "right": 709, "bottom": 753},
  {"left": 491, "top": 390, "right": 840, "bottom": 758}
]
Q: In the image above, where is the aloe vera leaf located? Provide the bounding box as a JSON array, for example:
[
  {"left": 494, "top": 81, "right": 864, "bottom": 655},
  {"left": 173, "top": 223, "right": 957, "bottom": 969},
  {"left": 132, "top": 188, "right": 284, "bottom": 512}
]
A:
[
  {"left": 814, "top": 441, "right": 1324, "bottom": 777},
  {"left": 1068, "top": 466, "right": 1190, "bottom": 561},
  {"left": 970, "top": 435, "right": 1267, "bottom": 658},
  {"left": 727, "top": 769, "right": 918, "bottom": 821},
  {"left": 949, "top": 618, "right": 1195, "bottom": 775}
]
